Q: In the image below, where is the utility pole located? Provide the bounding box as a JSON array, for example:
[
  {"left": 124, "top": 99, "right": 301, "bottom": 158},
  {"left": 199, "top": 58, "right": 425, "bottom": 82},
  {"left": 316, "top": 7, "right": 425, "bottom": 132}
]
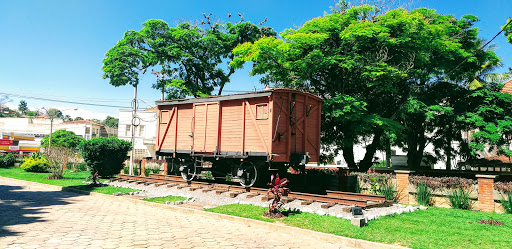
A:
[
  {"left": 129, "top": 86, "right": 137, "bottom": 175},
  {"left": 151, "top": 70, "right": 165, "bottom": 101}
]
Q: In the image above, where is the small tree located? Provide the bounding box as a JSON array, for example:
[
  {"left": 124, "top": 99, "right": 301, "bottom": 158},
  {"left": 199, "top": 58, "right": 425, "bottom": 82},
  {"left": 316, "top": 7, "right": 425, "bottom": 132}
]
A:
[
  {"left": 79, "top": 137, "right": 132, "bottom": 179},
  {"left": 18, "top": 100, "right": 28, "bottom": 115},
  {"left": 45, "top": 146, "right": 72, "bottom": 179},
  {"left": 41, "top": 130, "right": 84, "bottom": 149}
]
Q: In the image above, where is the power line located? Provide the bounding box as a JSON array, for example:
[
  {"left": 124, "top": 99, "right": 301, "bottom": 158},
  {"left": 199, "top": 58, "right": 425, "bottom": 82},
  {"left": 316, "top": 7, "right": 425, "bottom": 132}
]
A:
[{"left": 0, "top": 92, "right": 131, "bottom": 109}]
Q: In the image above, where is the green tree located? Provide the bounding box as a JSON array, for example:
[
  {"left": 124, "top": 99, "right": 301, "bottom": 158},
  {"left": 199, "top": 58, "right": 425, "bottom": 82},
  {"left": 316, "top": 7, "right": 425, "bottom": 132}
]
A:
[
  {"left": 232, "top": 6, "right": 498, "bottom": 172},
  {"left": 79, "top": 137, "right": 132, "bottom": 178},
  {"left": 102, "top": 116, "right": 119, "bottom": 128},
  {"left": 18, "top": 100, "right": 28, "bottom": 115},
  {"left": 74, "top": 116, "right": 84, "bottom": 121},
  {"left": 102, "top": 15, "right": 276, "bottom": 98},
  {"left": 46, "top": 108, "right": 63, "bottom": 119},
  {"left": 41, "top": 130, "right": 84, "bottom": 150}
]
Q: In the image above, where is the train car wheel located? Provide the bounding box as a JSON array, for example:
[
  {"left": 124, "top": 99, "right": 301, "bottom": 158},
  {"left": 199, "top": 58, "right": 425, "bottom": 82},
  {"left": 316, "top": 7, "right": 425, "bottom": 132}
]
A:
[
  {"left": 179, "top": 158, "right": 196, "bottom": 181},
  {"left": 237, "top": 161, "right": 258, "bottom": 187}
]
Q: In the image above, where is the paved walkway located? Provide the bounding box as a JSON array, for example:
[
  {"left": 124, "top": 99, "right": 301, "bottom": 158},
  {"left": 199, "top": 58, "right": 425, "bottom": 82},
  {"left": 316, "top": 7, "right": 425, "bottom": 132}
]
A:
[{"left": 0, "top": 179, "right": 353, "bottom": 249}]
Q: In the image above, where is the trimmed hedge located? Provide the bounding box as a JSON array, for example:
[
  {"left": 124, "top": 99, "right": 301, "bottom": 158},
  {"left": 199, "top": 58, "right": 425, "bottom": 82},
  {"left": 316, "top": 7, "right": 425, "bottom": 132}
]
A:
[{"left": 79, "top": 137, "right": 132, "bottom": 178}]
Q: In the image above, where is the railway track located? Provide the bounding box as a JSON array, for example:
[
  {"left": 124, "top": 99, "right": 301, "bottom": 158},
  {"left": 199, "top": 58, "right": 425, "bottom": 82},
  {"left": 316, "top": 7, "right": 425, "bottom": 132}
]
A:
[{"left": 112, "top": 174, "right": 391, "bottom": 208}]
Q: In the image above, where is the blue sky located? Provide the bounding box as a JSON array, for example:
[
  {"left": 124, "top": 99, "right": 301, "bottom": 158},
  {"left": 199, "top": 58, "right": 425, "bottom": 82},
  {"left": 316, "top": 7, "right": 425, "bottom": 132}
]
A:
[{"left": 0, "top": 0, "right": 510, "bottom": 119}]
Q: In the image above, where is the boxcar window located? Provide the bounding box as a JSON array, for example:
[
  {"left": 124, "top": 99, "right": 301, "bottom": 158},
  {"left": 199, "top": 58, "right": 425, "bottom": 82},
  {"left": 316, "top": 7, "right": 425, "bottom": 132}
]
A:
[
  {"left": 160, "top": 111, "right": 169, "bottom": 123},
  {"left": 256, "top": 104, "right": 268, "bottom": 120}
]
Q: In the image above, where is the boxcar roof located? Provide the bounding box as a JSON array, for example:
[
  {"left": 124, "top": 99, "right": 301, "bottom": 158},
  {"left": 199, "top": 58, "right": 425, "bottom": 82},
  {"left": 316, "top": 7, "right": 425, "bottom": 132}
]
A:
[{"left": 155, "top": 88, "right": 323, "bottom": 106}]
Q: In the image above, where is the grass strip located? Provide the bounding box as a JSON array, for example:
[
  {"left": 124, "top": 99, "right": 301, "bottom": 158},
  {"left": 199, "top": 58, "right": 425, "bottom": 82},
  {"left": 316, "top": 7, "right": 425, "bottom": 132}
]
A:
[
  {"left": 0, "top": 167, "right": 136, "bottom": 195},
  {"left": 142, "top": 196, "right": 188, "bottom": 204},
  {"left": 206, "top": 204, "right": 512, "bottom": 249}
]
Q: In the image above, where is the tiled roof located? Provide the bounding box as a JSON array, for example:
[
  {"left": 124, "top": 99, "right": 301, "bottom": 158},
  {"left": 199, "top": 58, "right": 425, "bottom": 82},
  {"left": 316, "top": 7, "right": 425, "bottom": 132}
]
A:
[
  {"left": 64, "top": 120, "right": 103, "bottom": 126},
  {"left": 144, "top": 106, "right": 158, "bottom": 111},
  {"left": 501, "top": 78, "right": 512, "bottom": 95}
]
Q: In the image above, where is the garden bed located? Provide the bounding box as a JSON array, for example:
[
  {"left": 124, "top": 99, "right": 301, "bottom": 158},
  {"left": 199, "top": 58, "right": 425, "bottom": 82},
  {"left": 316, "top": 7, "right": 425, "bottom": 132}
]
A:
[
  {"left": 0, "top": 167, "right": 136, "bottom": 195},
  {"left": 206, "top": 204, "right": 512, "bottom": 249}
]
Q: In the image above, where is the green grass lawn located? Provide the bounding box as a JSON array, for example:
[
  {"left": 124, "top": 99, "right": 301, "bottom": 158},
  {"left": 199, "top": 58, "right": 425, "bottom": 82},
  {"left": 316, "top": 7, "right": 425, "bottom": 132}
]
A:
[
  {"left": 142, "top": 196, "right": 188, "bottom": 204},
  {"left": 206, "top": 204, "right": 512, "bottom": 249},
  {"left": 0, "top": 167, "right": 136, "bottom": 194}
]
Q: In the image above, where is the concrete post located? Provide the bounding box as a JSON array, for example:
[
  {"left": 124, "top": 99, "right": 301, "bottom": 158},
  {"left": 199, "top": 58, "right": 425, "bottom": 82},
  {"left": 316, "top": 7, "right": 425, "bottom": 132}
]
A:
[
  {"left": 395, "top": 170, "right": 413, "bottom": 204},
  {"left": 477, "top": 175, "right": 497, "bottom": 212},
  {"left": 163, "top": 159, "right": 169, "bottom": 175},
  {"left": 141, "top": 158, "right": 146, "bottom": 177},
  {"left": 62, "top": 155, "right": 68, "bottom": 170}
]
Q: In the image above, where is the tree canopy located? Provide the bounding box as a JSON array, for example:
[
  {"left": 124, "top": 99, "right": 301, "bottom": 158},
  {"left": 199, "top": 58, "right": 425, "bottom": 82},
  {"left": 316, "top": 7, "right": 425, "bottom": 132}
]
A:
[
  {"left": 41, "top": 129, "right": 84, "bottom": 150},
  {"left": 102, "top": 15, "right": 276, "bottom": 99},
  {"left": 231, "top": 5, "right": 501, "bottom": 171},
  {"left": 18, "top": 100, "right": 27, "bottom": 115}
]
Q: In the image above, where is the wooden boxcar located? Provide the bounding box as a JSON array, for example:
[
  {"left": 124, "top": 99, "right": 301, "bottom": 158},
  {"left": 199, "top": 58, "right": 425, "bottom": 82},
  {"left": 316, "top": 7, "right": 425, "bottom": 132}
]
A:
[{"left": 155, "top": 88, "right": 322, "bottom": 186}]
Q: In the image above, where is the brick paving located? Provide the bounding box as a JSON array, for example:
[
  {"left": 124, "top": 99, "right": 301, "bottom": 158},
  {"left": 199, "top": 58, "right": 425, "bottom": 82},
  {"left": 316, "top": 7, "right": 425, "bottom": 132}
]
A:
[{"left": 0, "top": 179, "right": 353, "bottom": 249}]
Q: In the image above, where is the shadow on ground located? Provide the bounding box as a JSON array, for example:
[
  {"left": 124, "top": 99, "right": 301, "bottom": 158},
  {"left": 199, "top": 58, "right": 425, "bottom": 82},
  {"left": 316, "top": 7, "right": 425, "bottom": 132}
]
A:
[{"left": 0, "top": 183, "right": 81, "bottom": 237}]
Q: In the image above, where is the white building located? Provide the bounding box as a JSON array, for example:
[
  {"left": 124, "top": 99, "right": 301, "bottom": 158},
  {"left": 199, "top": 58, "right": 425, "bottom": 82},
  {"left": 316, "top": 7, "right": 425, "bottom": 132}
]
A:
[
  {"left": 0, "top": 117, "right": 109, "bottom": 140},
  {"left": 118, "top": 108, "right": 158, "bottom": 159}
]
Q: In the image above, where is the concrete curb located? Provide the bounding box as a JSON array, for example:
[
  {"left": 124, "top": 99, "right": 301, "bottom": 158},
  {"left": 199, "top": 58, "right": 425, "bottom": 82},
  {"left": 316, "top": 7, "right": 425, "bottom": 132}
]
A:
[{"left": 0, "top": 176, "right": 407, "bottom": 249}]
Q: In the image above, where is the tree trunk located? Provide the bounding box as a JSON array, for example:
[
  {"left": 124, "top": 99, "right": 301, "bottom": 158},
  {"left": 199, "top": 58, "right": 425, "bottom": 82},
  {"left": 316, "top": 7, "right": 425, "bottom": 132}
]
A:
[{"left": 357, "top": 130, "right": 383, "bottom": 172}]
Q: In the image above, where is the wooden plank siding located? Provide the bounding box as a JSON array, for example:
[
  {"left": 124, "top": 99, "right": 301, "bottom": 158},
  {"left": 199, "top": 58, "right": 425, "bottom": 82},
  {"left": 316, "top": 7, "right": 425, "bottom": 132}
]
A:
[{"left": 156, "top": 89, "right": 322, "bottom": 163}]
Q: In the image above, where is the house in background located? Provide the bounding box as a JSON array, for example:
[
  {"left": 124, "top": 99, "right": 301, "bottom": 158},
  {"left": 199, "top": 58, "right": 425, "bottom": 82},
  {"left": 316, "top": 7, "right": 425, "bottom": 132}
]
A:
[
  {"left": 118, "top": 107, "right": 158, "bottom": 159},
  {"left": 60, "top": 120, "right": 109, "bottom": 139},
  {"left": 0, "top": 117, "right": 109, "bottom": 141}
]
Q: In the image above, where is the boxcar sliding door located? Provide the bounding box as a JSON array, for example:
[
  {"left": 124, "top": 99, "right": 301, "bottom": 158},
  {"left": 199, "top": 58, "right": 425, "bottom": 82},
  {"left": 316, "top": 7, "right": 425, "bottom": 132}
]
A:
[{"left": 193, "top": 102, "right": 219, "bottom": 153}]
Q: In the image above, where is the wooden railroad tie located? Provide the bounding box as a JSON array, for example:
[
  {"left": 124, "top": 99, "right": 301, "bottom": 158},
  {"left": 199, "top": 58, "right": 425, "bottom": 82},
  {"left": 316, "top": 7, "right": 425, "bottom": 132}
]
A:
[
  {"left": 109, "top": 178, "right": 118, "bottom": 182},
  {"left": 202, "top": 189, "right": 212, "bottom": 193},
  {"left": 301, "top": 200, "right": 314, "bottom": 205},
  {"left": 229, "top": 192, "right": 242, "bottom": 198},
  {"left": 126, "top": 180, "right": 136, "bottom": 183},
  {"left": 135, "top": 181, "right": 145, "bottom": 185},
  {"left": 188, "top": 186, "right": 202, "bottom": 191},
  {"left": 281, "top": 197, "right": 296, "bottom": 204},
  {"left": 143, "top": 182, "right": 153, "bottom": 186},
  {"left": 215, "top": 189, "right": 228, "bottom": 195},
  {"left": 245, "top": 193, "right": 259, "bottom": 199},
  {"left": 176, "top": 185, "right": 187, "bottom": 189},
  {"left": 154, "top": 183, "right": 165, "bottom": 187},
  {"left": 320, "top": 202, "right": 335, "bottom": 209},
  {"left": 261, "top": 195, "right": 273, "bottom": 201},
  {"left": 166, "top": 183, "right": 178, "bottom": 188}
]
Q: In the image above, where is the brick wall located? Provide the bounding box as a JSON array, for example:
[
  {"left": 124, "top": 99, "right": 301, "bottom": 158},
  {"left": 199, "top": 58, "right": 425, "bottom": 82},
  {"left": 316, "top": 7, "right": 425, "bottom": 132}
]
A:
[
  {"left": 477, "top": 175, "right": 497, "bottom": 212},
  {"left": 395, "top": 170, "right": 412, "bottom": 204}
]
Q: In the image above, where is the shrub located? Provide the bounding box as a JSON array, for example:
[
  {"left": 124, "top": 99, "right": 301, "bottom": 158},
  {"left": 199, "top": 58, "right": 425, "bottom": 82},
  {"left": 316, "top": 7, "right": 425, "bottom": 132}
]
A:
[
  {"left": 495, "top": 181, "right": 512, "bottom": 194},
  {"left": 75, "top": 162, "right": 88, "bottom": 172},
  {"left": 0, "top": 153, "right": 16, "bottom": 168},
  {"left": 410, "top": 175, "right": 476, "bottom": 190},
  {"left": 45, "top": 146, "right": 72, "bottom": 179},
  {"left": 448, "top": 188, "right": 473, "bottom": 210},
  {"left": 123, "top": 166, "right": 129, "bottom": 174},
  {"left": 379, "top": 180, "right": 397, "bottom": 201},
  {"left": 264, "top": 174, "right": 289, "bottom": 219},
  {"left": 79, "top": 137, "right": 132, "bottom": 178},
  {"left": 500, "top": 192, "right": 512, "bottom": 214},
  {"left": 20, "top": 154, "right": 49, "bottom": 172},
  {"left": 416, "top": 183, "right": 434, "bottom": 206},
  {"left": 144, "top": 167, "right": 151, "bottom": 177}
]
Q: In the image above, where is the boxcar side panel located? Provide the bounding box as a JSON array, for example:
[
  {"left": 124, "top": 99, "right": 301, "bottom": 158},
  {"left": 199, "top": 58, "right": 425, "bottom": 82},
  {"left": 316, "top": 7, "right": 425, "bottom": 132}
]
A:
[
  {"left": 243, "top": 97, "right": 271, "bottom": 154},
  {"left": 157, "top": 105, "right": 175, "bottom": 151},
  {"left": 176, "top": 104, "right": 193, "bottom": 151},
  {"left": 271, "top": 92, "right": 291, "bottom": 162},
  {"left": 219, "top": 100, "right": 243, "bottom": 152}
]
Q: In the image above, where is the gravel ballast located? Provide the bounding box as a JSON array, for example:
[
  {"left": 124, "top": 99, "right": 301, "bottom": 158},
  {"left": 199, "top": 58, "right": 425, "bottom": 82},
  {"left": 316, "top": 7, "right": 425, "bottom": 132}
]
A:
[{"left": 107, "top": 180, "right": 427, "bottom": 221}]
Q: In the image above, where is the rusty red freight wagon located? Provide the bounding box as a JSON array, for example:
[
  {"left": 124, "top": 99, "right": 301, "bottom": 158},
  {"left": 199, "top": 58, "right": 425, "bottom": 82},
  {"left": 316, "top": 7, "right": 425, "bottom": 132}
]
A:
[{"left": 155, "top": 88, "right": 322, "bottom": 187}]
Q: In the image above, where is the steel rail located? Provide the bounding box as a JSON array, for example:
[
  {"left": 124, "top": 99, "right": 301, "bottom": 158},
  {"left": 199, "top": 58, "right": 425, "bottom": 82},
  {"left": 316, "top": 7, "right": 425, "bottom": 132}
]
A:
[{"left": 115, "top": 174, "right": 386, "bottom": 207}]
